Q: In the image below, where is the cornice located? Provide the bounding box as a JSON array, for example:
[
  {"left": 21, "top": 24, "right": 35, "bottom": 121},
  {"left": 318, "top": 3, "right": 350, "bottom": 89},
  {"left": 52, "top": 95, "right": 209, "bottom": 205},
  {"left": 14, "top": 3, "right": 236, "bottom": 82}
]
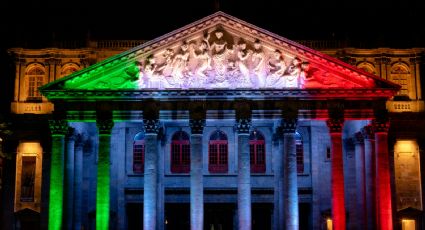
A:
[{"left": 42, "top": 88, "right": 397, "bottom": 101}]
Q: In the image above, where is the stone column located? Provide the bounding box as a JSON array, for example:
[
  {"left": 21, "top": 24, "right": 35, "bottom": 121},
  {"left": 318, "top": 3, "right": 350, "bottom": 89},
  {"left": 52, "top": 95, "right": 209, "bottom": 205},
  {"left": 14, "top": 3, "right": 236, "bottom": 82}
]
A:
[
  {"left": 236, "top": 118, "right": 252, "bottom": 230},
  {"left": 143, "top": 118, "right": 159, "bottom": 230},
  {"left": 326, "top": 118, "right": 346, "bottom": 230},
  {"left": 281, "top": 118, "right": 299, "bottom": 230},
  {"left": 373, "top": 119, "right": 393, "bottom": 230},
  {"left": 73, "top": 134, "right": 84, "bottom": 230},
  {"left": 48, "top": 119, "right": 68, "bottom": 230},
  {"left": 96, "top": 119, "right": 114, "bottom": 230},
  {"left": 64, "top": 128, "right": 76, "bottom": 230},
  {"left": 353, "top": 132, "right": 366, "bottom": 229},
  {"left": 362, "top": 125, "right": 376, "bottom": 230},
  {"left": 189, "top": 117, "right": 205, "bottom": 230}
]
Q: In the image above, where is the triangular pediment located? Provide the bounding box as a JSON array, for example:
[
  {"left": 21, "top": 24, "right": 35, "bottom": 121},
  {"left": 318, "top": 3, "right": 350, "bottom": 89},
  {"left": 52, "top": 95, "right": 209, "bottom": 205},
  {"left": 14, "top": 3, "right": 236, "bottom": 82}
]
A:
[{"left": 41, "top": 12, "right": 399, "bottom": 97}]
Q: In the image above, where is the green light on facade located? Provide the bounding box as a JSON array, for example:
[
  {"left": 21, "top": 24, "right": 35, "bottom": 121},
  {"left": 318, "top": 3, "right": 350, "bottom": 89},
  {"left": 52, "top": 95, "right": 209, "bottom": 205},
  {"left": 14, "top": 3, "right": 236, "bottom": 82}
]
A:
[
  {"left": 48, "top": 136, "right": 65, "bottom": 230},
  {"left": 96, "top": 135, "right": 111, "bottom": 229}
]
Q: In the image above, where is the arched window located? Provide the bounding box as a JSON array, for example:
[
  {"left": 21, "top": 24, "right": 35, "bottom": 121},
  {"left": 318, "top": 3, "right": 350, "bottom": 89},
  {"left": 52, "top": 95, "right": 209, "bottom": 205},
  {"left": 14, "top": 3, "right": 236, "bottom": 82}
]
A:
[
  {"left": 171, "top": 131, "right": 190, "bottom": 173},
  {"left": 209, "top": 130, "right": 228, "bottom": 173},
  {"left": 133, "top": 132, "right": 145, "bottom": 174},
  {"left": 26, "top": 67, "right": 45, "bottom": 101},
  {"left": 390, "top": 63, "right": 410, "bottom": 97},
  {"left": 296, "top": 132, "right": 304, "bottom": 174},
  {"left": 60, "top": 64, "right": 79, "bottom": 78},
  {"left": 250, "top": 131, "right": 265, "bottom": 173}
]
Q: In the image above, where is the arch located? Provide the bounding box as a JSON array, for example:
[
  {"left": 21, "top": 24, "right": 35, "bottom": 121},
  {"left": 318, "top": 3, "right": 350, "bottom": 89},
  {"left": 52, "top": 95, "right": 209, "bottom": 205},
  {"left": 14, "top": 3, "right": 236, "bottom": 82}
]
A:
[
  {"left": 25, "top": 64, "right": 46, "bottom": 102},
  {"left": 60, "top": 63, "right": 80, "bottom": 78},
  {"left": 133, "top": 132, "right": 145, "bottom": 174},
  {"left": 250, "top": 130, "right": 266, "bottom": 173},
  {"left": 170, "top": 131, "right": 190, "bottom": 173},
  {"left": 357, "top": 62, "right": 376, "bottom": 75},
  {"left": 391, "top": 62, "right": 410, "bottom": 74},
  {"left": 209, "top": 130, "right": 228, "bottom": 173}
]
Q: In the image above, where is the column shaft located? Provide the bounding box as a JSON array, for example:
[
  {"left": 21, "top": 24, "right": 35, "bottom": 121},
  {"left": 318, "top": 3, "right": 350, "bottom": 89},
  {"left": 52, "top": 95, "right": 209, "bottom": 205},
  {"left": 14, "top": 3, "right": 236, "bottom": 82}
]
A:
[
  {"left": 374, "top": 120, "right": 393, "bottom": 230},
  {"left": 282, "top": 119, "right": 298, "bottom": 230},
  {"left": 354, "top": 133, "right": 366, "bottom": 229},
  {"left": 48, "top": 120, "right": 68, "bottom": 230},
  {"left": 362, "top": 126, "right": 376, "bottom": 230},
  {"left": 74, "top": 136, "right": 84, "bottom": 230},
  {"left": 143, "top": 119, "right": 159, "bottom": 230},
  {"left": 64, "top": 132, "right": 75, "bottom": 230},
  {"left": 190, "top": 134, "right": 203, "bottom": 230},
  {"left": 238, "top": 133, "right": 251, "bottom": 230},
  {"left": 327, "top": 119, "right": 346, "bottom": 230},
  {"left": 96, "top": 119, "right": 114, "bottom": 230}
]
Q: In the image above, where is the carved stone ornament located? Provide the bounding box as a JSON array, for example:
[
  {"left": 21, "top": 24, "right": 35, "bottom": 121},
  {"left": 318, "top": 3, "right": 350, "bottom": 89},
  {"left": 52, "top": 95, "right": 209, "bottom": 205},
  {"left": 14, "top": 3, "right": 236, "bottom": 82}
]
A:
[
  {"left": 281, "top": 118, "right": 297, "bottom": 133},
  {"left": 48, "top": 120, "right": 68, "bottom": 135},
  {"left": 326, "top": 118, "right": 344, "bottom": 133},
  {"left": 372, "top": 119, "right": 390, "bottom": 133},
  {"left": 143, "top": 119, "right": 160, "bottom": 134},
  {"left": 137, "top": 28, "right": 316, "bottom": 90},
  {"left": 361, "top": 125, "right": 374, "bottom": 140},
  {"left": 189, "top": 119, "right": 205, "bottom": 135},
  {"left": 236, "top": 118, "right": 251, "bottom": 134},
  {"left": 96, "top": 119, "right": 114, "bottom": 135}
]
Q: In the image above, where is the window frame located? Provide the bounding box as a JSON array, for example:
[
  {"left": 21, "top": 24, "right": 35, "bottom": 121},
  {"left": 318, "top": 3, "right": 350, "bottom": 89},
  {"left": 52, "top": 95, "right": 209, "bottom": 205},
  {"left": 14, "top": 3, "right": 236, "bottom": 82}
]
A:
[
  {"left": 208, "top": 131, "right": 228, "bottom": 173},
  {"left": 170, "top": 132, "right": 191, "bottom": 173},
  {"left": 133, "top": 139, "right": 145, "bottom": 174},
  {"left": 249, "top": 132, "right": 266, "bottom": 173}
]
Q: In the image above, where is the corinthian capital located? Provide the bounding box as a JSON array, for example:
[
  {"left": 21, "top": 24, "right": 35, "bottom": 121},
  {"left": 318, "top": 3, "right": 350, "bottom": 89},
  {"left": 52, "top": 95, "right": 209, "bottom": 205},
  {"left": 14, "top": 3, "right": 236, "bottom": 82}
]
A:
[
  {"left": 189, "top": 119, "right": 205, "bottom": 135},
  {"left": 143, "top": 119, "right": 160, "bottom": 134},
  {"left": 96, "top": 119, "right": 114, "bottom": 135},
  {"left": 236, "top": 118, "right": 251, "bottom": 134},
  {"left": 281, "top": 118, "right": 297, "bottom": 133},
  {"left": 48, "top": 120, "right": 68, "bottom": 136},
  {"left": 326, "top": 118, "right": 344, "bottom": 133}
]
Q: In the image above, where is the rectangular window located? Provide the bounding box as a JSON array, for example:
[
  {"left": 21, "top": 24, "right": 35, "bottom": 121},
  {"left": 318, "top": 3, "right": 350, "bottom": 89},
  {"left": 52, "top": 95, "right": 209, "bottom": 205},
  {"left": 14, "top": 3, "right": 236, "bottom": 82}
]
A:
[
  {"left": 326, "top": 146, "right": 331, "bottom": 161},
  {"left": 20, "top": 156, "right": 36, "bottom": 202},
  {"left": 28, "top": 76, "right": 43, "bottom": 101},
  {"left": 250, "top": 141, "right": 266, "bottom": 173},
  {"left": 133, "top": 144, "right": 144, "bottom": 173},
  {"left": 209, "top": 141, "right": 228, "bottom": 173},
  {"left": 296, "top": 142, "right": 304, "bottom": 173}
]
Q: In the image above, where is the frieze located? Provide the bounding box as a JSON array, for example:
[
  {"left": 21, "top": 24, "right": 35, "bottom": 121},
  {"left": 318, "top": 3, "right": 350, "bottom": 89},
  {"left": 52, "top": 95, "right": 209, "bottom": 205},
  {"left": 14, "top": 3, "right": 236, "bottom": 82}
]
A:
[{"left": 46, "top": 13, "right": 388, "bottom": 92}]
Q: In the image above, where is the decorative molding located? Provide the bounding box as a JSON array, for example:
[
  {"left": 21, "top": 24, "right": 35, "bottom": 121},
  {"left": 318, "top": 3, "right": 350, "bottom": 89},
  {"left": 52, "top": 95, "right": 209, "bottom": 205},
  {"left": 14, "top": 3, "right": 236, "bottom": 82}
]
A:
[
  {"left": 372, "top": 119, "right": 390, "bottom": 133},
  {"left": 361, "top": 125, "right": 374, "bottom": 140},
  {"left": 189, "top": 119, "right": 205, "bottom": 135},
  {"left": 41, "top": 88, "right": 399, "bottom": 101},
  {"left": 48, "top": 120, "right": 68, "bottom": 136},
  {"left": 326, "top": 118, "right": 344, "bottom": 133},
  {"left": 236, "top": 118, "right": 251, "bottom": 134},
  {"left": 281, "top": 118, "right": 297, "bottom": 133},
  {"left": 143, "top": 119, "right": 160, "bottom": 134},
  {"left": 96, "top": 119, "right": 114, "bottom": 135}
]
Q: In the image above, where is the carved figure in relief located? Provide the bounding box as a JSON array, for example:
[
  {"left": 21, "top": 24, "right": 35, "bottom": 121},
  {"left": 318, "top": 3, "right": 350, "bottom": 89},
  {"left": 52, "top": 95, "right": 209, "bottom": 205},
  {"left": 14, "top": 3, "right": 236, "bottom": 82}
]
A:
[
  {"left": 171, "top": 41, "right": 190, "bottom": 86},
  {"left": 251, "top": 39, "right": 266, "bottom": 87},
  {"left": 140, "top": 55, "right": 163, "bottom": 89},
  {"left": 157, "top": 48, "right": 175, "bottom": 77},
  {"left": 208, "top": 29, "right": 234, "bottom": 83},
  {"left": 190, "top": 39, "right": 211, "bottom": 86},
  {"left": 265, "top": 49, "right": 287, "bottom": 87},
  {"left": 283, "top": 57, "right": 302, "bottom": 88},
  {"left": 236, "top": 39, "right": 252, "bottom": 85}
]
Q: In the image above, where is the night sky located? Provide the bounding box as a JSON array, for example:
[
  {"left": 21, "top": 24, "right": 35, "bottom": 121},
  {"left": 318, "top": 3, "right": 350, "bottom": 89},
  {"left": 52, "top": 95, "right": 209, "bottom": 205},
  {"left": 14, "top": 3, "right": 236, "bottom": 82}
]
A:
[{"left": 0, "top": 0, "right": 424, "bottom": 112}]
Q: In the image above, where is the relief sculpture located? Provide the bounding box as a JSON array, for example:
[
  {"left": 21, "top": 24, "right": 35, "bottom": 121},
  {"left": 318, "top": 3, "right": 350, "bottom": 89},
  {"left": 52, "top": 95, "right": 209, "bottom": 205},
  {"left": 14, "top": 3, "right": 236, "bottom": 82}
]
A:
[{"left": 137, "top": 27, "right": 358, "bottom": 89}]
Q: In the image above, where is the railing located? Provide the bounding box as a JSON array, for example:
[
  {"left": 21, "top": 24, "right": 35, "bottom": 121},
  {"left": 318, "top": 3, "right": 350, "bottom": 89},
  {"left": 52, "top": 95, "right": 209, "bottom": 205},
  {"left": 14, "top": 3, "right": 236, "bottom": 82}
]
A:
[{"left": 95, "top": 40, "right": 146, "bottom": 49}]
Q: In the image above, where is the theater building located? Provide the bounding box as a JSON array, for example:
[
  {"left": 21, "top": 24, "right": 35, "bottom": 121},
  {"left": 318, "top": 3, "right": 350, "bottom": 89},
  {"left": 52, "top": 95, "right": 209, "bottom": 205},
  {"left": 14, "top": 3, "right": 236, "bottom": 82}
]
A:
[{"left": 1, "top": 12, "right": 425, "bottom": 230}]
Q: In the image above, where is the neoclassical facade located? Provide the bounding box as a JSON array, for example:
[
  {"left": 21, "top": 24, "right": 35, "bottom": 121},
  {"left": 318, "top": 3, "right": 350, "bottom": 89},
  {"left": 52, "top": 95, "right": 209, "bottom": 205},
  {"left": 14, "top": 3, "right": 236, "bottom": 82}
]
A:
[{"left": 1, "top": 12, "right": 425, "bottom": 230}]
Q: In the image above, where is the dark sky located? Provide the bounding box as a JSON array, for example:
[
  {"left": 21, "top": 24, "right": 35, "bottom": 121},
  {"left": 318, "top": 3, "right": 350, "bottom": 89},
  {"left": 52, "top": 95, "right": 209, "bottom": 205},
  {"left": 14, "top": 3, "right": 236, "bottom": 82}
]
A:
[
  {"left": 2, "top": 0, "right": 425, "bottom": 48},
  {"left": 0, "top": 0, "right": 424, "bottom": 113}
]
